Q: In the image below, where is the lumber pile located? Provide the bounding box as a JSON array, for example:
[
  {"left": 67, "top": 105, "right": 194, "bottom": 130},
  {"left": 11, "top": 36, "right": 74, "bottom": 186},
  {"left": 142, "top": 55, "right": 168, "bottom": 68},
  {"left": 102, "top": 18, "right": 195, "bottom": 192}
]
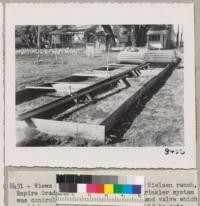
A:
[
  {"left": 147, "top": 50, "right": 178, "bottom": 63},
  {"left": 117, "top": 50, "right": 178, "bottom": 64},
  {"left": 117, "top": 51, "right": 146, "bottom": 64}
]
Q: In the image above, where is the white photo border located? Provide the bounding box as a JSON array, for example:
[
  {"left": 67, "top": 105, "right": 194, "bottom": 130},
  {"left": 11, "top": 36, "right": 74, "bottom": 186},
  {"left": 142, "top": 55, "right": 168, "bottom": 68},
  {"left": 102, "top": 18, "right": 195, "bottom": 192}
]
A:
[{"left": 5, "top": 3, "right": 196, "bottom": 168}]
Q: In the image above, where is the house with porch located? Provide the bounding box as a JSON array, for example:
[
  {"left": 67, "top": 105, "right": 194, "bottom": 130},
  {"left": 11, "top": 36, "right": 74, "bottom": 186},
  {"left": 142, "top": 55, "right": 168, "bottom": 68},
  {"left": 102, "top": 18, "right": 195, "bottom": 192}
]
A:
[{"left": 146, "top": 25, "right": 176, "bottom": 49}]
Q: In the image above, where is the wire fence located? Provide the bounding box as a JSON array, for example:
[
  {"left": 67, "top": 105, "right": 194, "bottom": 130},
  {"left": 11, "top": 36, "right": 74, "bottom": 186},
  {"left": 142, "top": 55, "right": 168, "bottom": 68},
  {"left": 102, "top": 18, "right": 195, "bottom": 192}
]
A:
[{"left": 15, "top": 48, "right": 86, "bottom": 56}]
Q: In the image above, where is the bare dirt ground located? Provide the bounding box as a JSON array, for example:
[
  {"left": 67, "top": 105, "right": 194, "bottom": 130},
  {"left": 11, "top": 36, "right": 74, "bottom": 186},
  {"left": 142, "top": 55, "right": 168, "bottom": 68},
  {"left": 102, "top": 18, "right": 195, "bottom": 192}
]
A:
[
  {"left": 16, "top": 51, "right": 184, "bottom": 147},
  {"left": 107, "top": 68, "right": 184, "bottom": 147}
]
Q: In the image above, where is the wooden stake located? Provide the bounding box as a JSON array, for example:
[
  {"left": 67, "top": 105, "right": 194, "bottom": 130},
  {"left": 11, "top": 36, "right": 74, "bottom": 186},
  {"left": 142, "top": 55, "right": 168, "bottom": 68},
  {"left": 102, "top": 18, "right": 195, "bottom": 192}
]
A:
[{"left": 106, "top": 43, "right": 111, "bottom": 77}]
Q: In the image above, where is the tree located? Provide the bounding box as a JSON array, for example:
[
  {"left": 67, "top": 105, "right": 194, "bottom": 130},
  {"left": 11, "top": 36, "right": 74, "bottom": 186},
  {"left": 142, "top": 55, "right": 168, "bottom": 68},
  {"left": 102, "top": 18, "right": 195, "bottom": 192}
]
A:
[
  {"left": 15, "top": 25, "right": 59, "bottom": 49},
  {"left": 122, "top": 25, "right": 136, "bottom": 47},
  {"left": 15, "top": 26, "right": 32, "bottom": 48},
  {"left": 122, "top": 25, "right": 152, "bottom": 47},
  {"left": 102, "top": 25, "right": 116, "bottom": 51}
]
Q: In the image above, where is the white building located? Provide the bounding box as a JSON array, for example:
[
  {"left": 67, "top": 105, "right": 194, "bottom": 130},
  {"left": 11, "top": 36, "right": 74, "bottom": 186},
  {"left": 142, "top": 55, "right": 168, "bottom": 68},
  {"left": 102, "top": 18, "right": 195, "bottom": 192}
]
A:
[{"left": 146, "top": 25, "right": 176, "bottom": 49}]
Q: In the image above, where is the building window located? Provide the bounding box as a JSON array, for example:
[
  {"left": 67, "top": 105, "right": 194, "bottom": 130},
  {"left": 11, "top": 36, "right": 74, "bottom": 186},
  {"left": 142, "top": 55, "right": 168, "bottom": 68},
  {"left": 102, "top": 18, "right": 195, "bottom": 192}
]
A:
[{"left": 149, "top": 35, "right": 160, "bottom": 41}]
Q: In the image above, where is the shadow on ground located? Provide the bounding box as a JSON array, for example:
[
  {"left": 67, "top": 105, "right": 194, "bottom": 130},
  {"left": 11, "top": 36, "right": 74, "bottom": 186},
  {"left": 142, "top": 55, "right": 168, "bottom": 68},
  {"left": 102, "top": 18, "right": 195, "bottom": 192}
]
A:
[{"left": 105, "top": 66, "right": 176, "bottom": 145}]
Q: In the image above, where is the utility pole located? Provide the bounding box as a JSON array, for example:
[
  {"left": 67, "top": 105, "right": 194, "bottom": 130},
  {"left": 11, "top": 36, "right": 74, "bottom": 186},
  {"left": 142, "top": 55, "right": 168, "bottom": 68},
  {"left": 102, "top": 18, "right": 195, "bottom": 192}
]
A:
[
  {"left": 131, "top": 26, "right": 136, "bottom": 47},
  {"left": 37, "top": 25, "right": 41, "bottom": 64},
  {"left": 180, "top": 26, "right": 183, "bottom": 47},
  {"left": 176, "top": 25, "right": 179, "bottom": 48}
]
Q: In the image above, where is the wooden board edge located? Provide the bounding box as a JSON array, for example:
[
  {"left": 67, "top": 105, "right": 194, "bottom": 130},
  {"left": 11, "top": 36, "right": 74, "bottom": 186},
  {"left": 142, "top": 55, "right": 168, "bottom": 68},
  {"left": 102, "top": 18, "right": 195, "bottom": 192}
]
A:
[{"left": 31, "top": 118, "right": 105, "bottom": 143}]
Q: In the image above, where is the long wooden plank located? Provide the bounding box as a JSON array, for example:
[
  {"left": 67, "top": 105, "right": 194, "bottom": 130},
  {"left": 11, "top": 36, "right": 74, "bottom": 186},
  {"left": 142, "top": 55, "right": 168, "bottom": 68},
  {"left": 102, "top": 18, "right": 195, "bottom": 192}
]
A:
[
  {"left": 17, "top": 63, "right": 148, "bottom": 121},
  {"left": 26, "top": 86, "right": 55, "bottom": 90},
  {"left": 31, "top": 118, "right": 105, "bottom": 142},
  {"left": 52, "top": 83, "right": 91, "bottom": 94},
  {"left": 73, "top": 72, "right": 111, "bottom": 78},
  {"left": 108, "top": 63, "right": 140, "bottom": 67}
]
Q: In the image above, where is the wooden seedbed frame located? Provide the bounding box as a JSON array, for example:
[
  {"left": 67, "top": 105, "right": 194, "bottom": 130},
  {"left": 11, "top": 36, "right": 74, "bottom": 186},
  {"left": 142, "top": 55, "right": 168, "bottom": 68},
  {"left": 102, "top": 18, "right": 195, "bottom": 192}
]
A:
[{"left": 16, "top": 61, "right": 180, "bottom": 143}]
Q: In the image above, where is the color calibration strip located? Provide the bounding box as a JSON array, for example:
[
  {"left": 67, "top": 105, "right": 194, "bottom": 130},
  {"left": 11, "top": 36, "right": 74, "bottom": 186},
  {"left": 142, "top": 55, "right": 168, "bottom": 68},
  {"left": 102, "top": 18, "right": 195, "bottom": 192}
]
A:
[
  {"left": 56, "top": 174, "right": 144, "bottom": 195},
  {"left": 56, "top": 175, "right": 144, "bottom": 206},
  {"left": 58, "top": 183, "right": 142, "bottom": 194}
]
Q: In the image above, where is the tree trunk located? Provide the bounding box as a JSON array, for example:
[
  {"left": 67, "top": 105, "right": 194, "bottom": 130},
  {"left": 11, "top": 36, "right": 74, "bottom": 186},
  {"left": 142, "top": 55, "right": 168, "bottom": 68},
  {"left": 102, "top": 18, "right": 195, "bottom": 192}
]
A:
[
  {"left": 105, "top": 35, "right": 110, "bottom": 52},
  {"left": 131, "top": 26, "right": 136, "bottom": 47}
]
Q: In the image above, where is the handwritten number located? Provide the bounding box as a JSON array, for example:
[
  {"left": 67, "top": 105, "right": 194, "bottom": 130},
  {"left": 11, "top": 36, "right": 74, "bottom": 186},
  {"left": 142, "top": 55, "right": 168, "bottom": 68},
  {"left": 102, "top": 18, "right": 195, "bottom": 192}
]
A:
[{"left": 165, "top": 148, "right": 185, "bottom": 155}]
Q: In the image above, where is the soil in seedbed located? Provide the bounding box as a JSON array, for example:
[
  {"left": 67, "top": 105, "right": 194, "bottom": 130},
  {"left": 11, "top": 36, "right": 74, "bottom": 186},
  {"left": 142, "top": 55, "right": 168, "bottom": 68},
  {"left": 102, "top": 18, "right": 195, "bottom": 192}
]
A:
[{"left": 59, "top": 68, "right": 163, "bottom": 124}]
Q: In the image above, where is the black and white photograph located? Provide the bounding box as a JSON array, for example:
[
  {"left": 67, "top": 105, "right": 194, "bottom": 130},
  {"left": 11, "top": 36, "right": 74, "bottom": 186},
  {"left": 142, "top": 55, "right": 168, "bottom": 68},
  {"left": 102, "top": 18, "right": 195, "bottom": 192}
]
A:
[
  {"left": 5, "top": 3, "right": 195, "bottom": 168},
  {"left": 15, "top": 24, "right": 184, "bottom": 147}
]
